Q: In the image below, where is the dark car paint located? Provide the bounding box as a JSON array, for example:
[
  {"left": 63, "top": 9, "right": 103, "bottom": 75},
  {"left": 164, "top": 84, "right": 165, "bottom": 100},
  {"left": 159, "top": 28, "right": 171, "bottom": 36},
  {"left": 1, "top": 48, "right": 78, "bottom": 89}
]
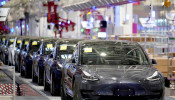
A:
[
  {"left": 1, "top": 39, "right": 8, "bottom": 64},
  {"left": 44, "top": 39, "right": 83, "bottom": 95},
  {"left": 61, "top": 40, "right": 165, "bottom": 100},
  {"left": 0, "top": 36, "right": 6, "bottom": 61},
  {"left": 1, "top": 37, "right": 15, "bottom": 65},
  {"left": 32, "top": 39, "right": 57, "bottom": 85},
  {"left": 14, "top": 38, "right": 29, "bottom": 72},
  {"left": 0, "top": 37, "right": 7, "bottom": 62},
  {"left": 20, "top": 38, "right": 42, "bottom": 78}
]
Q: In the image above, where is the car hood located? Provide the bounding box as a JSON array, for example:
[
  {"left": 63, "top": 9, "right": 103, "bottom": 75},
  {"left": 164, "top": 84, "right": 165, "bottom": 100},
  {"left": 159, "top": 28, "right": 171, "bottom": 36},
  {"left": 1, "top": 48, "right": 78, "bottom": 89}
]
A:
[{"left": 81, "top": 65, "right": 157, "bottom": 82}]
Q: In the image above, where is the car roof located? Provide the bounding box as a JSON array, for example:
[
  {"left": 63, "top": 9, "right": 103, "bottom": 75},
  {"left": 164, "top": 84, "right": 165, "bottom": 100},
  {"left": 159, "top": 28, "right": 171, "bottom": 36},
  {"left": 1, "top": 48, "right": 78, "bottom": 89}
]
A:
[
  {"left": 60, "top": 38, "right": 83, "bottom": 42},
  {"left": 79, "top": 40, "right": 139, "bottom": 46},
  {"left": 43, "top": 38, "right": 58, "bottom": 41}
]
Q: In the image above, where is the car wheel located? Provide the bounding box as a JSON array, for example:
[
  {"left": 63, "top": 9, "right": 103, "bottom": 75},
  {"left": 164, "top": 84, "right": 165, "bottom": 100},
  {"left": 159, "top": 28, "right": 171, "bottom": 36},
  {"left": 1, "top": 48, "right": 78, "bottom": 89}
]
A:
[
  {"left": 25, "top": 65, "right": 28, "bottom": 78},
  {"left": 38, "top": 66, "right": 43, "bottom": 86},
  {"left": 3, "top": 53, "right": 5, "bottom": 64},
  {"left": 20, "top": 61, "right": 24, "bottom": 76},
  {"left": 8, "top": 56, "right": 11, "bottom": 66},
  {"left": 61, "top": 86, "right": 72, "bottom": 100},
  {"left": 15, "top": 61, "right": 18, "bottom": 71},
  {"left": 32, "top": 64, "right": 37, "bottom": 82},
  {"left": 8, "top": 60, "right": 11, "bottom": 66},
  {"left": 73, "top": 81, "right": 82, "bottom": 100},
  {"left": 50, "top": 72, "right": 60, "bottom": 96},
  {"left": 18, "top": 59, "right": 21, "bottom": 72},
  {"left": 44, "top": 69, "right": 49, "bottom": 91},
  {"left": 50, "top": 72, "right": 55, "bottom": 95}
]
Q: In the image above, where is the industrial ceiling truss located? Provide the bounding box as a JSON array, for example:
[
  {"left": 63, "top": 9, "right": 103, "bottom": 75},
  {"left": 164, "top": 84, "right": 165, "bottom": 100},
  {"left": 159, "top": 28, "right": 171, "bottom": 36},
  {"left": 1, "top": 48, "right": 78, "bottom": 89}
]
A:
[{"left": 63, "top": 0, "right": 145, "bottom": 11}]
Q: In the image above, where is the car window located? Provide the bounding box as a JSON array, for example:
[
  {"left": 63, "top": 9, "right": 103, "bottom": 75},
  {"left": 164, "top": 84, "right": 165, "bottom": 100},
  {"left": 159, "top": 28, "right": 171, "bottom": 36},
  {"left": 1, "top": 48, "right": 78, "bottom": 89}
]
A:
[
  {"left": 57, "top": 44, "right": 76, "bottom": 59},
  {"left": 16, "top": 39, "right": 22, "bottom": 47},
  {"left": 72, "top": 46, "right": 79, "bottom": 64},
  {"left": 44, "top": 40, "right": 55, "bottom": 55},
  {"left": 29, "top": 40, "right": 41, "bottom": 53},
  {"left": 21, "top": 39, "right": 29, "bottom": 50},
  {"left": 8, "top": 38, "right": 15, "bottom": 47},
  {"left": 81, "top": 42, "right": 149, "bottom": 65}
]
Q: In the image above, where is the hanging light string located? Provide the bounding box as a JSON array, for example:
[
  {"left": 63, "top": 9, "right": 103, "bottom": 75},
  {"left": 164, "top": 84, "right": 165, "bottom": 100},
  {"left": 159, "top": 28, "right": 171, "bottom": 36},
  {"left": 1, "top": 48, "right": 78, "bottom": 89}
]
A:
[{"left": 146, "top": 0, "right": 152, "bottom": 23}]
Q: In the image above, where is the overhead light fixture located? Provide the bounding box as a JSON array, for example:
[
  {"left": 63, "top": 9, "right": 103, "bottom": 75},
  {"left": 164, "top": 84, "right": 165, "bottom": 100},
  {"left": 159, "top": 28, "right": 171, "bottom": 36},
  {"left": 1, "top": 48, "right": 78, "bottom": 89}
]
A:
[
  {"left": 88, "top": 11, "right": 91, "bottom": 15},
  {"left": 10, "top": 28, "right": 14, "bottom": 32},
  {"left": 152, "top": 11, "right": 156, "bottom": 18}
]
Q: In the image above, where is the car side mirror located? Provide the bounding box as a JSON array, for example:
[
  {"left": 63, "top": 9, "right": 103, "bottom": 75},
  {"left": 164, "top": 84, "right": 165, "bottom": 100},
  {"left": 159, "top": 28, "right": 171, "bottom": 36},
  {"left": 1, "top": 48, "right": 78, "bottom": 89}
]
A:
[
  {"left": 152, "top": 59, "right": 157, "bottom": 65},
  {"left": 50, "top": 54, "right": 53, "bottom": 58},
  {"left": 24, "top": 48, "right": 27, "bottom": 51},
  {"left": 72, "top": 58, "right": 75, "bottom": 63},
  {"left": 37, "top": 51, "right": 40, "bottom": 54}
]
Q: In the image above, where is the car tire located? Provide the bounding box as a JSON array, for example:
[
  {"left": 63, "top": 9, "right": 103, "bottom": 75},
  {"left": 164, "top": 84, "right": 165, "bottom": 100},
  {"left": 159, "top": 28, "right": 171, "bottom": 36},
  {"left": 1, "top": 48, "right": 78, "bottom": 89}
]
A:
[
  {"left": 15, "top": 61, "right": 18, "bottom": 71},
  {"left": 44, "top": 70, "right": 49, "bottom": 91},
  {"left": 61, "top": 86, "right": 67, "bottom": 100},
  {"left": 165, "top": 77, "right": 170, "bottom": 87},
  {"left": 61, "top": 86, "right": 72, "bottom": 100},
  {"left": 20, "top": 61, "right": 25, "bottom": 76},
  {"left": 18, "top": 59, "right": 21, "bottom": 72},
  {"left": 8, "top": 60, "right": 11, "bottom": 66},
  {"left": 50, "top": 72, "right": 60, "bottom": 96},
  {"left": 20, "top": 67, "right": 24, "bottom": 76},
  {"left": 32, "top": 65, "right": 37, "bottom": 82},
  {"left": 73, "top": 80, "right": 82, "bottom": 100},
  {"left": 25, "top": 66, "right": 28, "bottom": 78},
  {"left": 38, "top": 66, "right": 43, "bottom": 86}
]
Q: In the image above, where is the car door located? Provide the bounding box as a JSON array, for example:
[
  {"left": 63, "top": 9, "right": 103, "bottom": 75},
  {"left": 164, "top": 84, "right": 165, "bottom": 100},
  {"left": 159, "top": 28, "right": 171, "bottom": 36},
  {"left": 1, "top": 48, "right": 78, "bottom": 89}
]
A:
[
  {"left": 14, "top": 38, "right": 21, "bottom": 65},
  {"left": 45, "top": 42, "right": 56, "bottom": 84},
  {"left": 48, "top": 54, "right": 54, "bottom": 83},
  {"left": 34, "top": 43, "right": 43, "bottom": 75},
  {"left": 44, "top": 55, "right": 50, "bottom": 82},
  {"left": 63, "top": 46, "right": 79, "bottom": 96},
  {"left": 14, "top": 45, "right": 20, "bottom": 66},
  {"left": 21, "top": 46, "right": 28, "bottom": 71}
]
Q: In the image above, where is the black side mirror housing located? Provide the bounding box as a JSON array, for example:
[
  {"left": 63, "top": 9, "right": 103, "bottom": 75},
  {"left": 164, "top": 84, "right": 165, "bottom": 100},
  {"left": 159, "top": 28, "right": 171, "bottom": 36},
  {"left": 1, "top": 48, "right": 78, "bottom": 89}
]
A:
[
  {"left": 37, "top": 51, "right": 40, "bottom": 54},
  {"left": 50, "top": 54, "right": 53, "bottom": 58},
  {"left": 72, "top": 58, "right": 76, "bottom": 63},
  {"left": 152, "top": 59, "right": 157, "bottom": 65},
  {"left": 24, "top": 48, "right": 27, "bottom": 51}
]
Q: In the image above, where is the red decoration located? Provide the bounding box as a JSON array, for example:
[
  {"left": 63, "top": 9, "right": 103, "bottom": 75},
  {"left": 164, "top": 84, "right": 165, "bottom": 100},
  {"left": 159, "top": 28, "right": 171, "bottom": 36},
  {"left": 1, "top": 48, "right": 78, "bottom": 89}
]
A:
[
  {"left": 133, "top": 2, "right": 140, "bottom": 5},
  {"left": 0, "top": 22, "right": 9, "bottom": 34},
  {"left": 43, "top": 2, "right": 76, "bottom": 38}
]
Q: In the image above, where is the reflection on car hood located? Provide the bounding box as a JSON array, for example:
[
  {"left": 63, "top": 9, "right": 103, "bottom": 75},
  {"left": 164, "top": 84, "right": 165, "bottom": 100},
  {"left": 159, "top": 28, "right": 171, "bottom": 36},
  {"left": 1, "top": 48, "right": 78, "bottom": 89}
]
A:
[{"left": 82, "top": 65, "right": 155, "bottom": 82}]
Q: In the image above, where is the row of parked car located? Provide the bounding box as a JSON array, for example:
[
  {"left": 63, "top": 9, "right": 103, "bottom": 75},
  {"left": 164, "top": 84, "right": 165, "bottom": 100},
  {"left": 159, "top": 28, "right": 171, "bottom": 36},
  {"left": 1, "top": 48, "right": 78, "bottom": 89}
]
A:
[{"left": 0, "top": 35, "right": 165, "bottom": 100}]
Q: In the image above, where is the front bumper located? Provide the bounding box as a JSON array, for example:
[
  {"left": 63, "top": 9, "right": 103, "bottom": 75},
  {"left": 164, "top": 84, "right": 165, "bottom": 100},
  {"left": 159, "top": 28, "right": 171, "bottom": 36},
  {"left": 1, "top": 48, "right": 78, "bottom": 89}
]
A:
[{"left": 78, "top": 79, "right": 164, "bottom": 100}]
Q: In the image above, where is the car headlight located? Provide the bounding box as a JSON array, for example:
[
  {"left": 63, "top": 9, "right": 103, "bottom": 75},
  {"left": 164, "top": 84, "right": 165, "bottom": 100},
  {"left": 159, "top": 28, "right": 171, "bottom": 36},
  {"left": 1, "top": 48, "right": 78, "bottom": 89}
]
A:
[
  {"left": 82, "top": 70, "right": 99, "bottom": 81},
  {"left": 147, "top": 71, "right": 160, "bottom": 81},
  {"left": 5, "top": 49, "right": 8, "bottom": 52}
]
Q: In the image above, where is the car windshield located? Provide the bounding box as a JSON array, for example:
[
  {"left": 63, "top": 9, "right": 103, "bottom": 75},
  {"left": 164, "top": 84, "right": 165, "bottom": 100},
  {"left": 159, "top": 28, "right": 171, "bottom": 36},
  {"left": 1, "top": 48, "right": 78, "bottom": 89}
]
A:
[
  {"left": 1, "top": 37, "right": 6, "bottom": 45},
  {"left": 21, "top": 39, "right": 29, "bottom": 49},
  {"left": 29, "top": 40, "right": 41, "bottom": 52},
  {"left": 57, "top": 40, "right": 80, "bottom": 59},
  {"left": 44, "top": 40, "right": 56, "bottom": 55},
  {"left": 81, "top": 41, "right": 149, "bottom": 65},
  {"left": 8, "top": 38, "right": 15, "bottom": 47}
]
